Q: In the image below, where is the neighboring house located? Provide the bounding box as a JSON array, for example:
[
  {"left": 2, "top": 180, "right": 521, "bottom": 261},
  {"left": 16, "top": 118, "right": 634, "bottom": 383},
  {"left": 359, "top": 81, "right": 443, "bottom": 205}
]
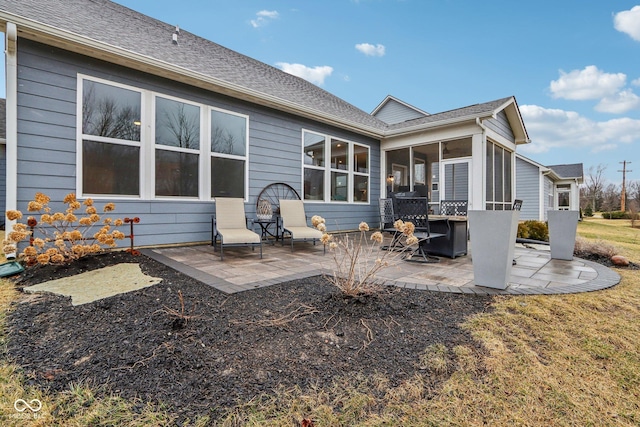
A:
[
  {"left": 516, "top": 154, "right": 583, "bottom": 221},
  {"left": 546, "top": 163, "right": 584, "bottom": 211},
  {"left": 1, "top": 0, "right": 530, "bottom": 248}
]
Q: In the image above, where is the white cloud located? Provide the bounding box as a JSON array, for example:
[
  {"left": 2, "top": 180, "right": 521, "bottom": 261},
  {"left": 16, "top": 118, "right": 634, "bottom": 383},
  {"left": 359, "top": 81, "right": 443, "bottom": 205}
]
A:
[
  {"left": 632, "top": 78, "right": 640, "bottom": 86},
  {"left": 591, "top": 143, "right": 617, "bottom": 153},
  {"left": 519, "top": 104, "right": 640, "bottom": 154},
  {"left": 549, "top": 65, "right": 626, "bottom": 100},
  {"left": 275, "top": 62, "right": 333, "bottom": 85},
  {"left": 250, "top": 10, "right": 279, "bottom": 28},
  {"left": 355, "top": 43, "right": 386, "bottom": 57},
  {"left": 614, "top": 5, "right": 640, "bottom": 41},
  {"left": 257, "top": 10, "right": 279, "bottom": 19},
  {"left": 595, "top": 89, "right": 640, "bottom": 114}
]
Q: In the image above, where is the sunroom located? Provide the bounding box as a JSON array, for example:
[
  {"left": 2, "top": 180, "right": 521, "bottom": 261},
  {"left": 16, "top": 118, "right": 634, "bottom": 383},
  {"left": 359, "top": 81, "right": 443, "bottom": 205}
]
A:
[{"left": 376, "top": 96, "right": 529, "bottom": 214}]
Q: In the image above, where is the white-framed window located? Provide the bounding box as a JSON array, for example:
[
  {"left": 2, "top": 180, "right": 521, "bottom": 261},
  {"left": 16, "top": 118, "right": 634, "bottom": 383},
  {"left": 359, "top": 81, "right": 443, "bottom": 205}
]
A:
[
  {"left": 79, "top": 78, "right": 143, "bottom": 196},
  {"left": 556, "top": 184, "right": 571, "bottom": 210},
  {"left": 77, "top": 75, "right": 249, "bottom": 200},
  {"left": 302, "top": 130, "right": 369, "bottom": 203},
  {"left": 154, "top": 94, "right": 201, "bottom": 198},
  {"left": 210, "top": 108, "right": 248, "bottom": 198},
  {"left": 485, "top": 140, "right": 513, "bottom": 210}
]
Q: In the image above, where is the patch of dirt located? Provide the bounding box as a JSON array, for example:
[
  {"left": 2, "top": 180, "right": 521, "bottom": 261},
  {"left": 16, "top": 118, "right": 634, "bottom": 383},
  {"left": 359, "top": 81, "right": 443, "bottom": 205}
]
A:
[{"left": 5, "top": 251, "right": 493, "bottom": 422}]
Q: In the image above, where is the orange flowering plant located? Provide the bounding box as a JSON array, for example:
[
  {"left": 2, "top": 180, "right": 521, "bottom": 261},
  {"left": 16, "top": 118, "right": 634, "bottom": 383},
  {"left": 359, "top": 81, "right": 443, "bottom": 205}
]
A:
[
  {"left": 3, "top": 192, "right": 126, "bottom": 265},
  {"left": 312, "top": 215, "right": 419, "bottom": 297}
]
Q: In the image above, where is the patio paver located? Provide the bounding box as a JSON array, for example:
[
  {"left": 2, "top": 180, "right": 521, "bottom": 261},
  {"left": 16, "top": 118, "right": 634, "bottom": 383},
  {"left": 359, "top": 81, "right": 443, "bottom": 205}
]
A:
[{"left": 142, "top": 241, "right": 620, "bottom": 295}]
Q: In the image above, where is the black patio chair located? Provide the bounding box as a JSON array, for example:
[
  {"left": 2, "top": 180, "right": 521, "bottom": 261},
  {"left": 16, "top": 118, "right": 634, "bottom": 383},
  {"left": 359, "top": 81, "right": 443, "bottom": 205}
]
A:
[
  {"left": 440, "top": 200, "right": 468, "bottom": 216},
  {"left": 395, "top": 197, "right": 448, "bottom": 263},
  {"left": 512, "top": 199, "right": 523, "bottom": 264},
  {"left": 379, "top": 198, "right": 403, "bottom": 251}
]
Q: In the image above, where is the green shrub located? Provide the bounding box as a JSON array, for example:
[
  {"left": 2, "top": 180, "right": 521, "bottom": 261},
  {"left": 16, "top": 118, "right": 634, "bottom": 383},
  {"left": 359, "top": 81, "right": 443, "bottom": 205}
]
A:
[
  {"left": 517, "top": 220, "right": 549, "bottom": 242},
  {"left": 602, "top": 211, "right": 628, "bottom": 219},
  {"left": 517, "top": 222, "right": 530, "bottom": 239},
  {"left": 583, "top": 205, "right": 593, "bottom": 217}
]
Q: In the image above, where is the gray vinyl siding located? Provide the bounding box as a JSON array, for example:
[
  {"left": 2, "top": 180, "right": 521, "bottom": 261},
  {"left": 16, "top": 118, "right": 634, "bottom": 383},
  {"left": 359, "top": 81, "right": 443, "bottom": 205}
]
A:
[
  {"left": 515, "top": 157, "right": 541, "bottom": 221},
  {"left": 444, "top": 163, "right": 468, "bottom": 200},
  {"left": 0, "top": 144, "right": 6, "bottom": 226},
  {"left": 16, "top": 39, "right": 380, "bottom": 247},
  {"left": 484, "top": 110, "right": 515, "bottom": 142},
  {"left": 373, "top": 100, "right": 426, "bottom": 125}
]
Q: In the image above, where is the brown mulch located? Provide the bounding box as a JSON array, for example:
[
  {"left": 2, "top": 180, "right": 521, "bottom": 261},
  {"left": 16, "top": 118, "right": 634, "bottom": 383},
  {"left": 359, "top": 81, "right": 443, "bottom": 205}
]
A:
[{"left": 5, "top": 251, "right": 494, "bottom": 422}]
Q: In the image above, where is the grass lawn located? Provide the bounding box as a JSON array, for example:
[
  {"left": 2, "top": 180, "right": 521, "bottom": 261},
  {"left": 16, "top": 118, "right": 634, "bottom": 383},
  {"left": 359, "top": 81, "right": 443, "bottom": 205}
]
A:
[{"left": 1, "top": 220, "right": 639, "bottom": 426}]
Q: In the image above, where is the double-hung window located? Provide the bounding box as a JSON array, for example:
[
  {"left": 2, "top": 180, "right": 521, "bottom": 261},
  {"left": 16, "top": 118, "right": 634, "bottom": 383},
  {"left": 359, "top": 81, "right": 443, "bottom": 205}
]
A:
[
  {"left": 154, "top": 96, "right": 201, "bottom": 197},
  {"left": 302, "top": 130, "right": 369, "bottom": 203},
  {"left": 210, "top": 108, "right": 248, "bottom": 198},
  {"left": 81, "top": 79, "right": 142, "bottom": 196}
]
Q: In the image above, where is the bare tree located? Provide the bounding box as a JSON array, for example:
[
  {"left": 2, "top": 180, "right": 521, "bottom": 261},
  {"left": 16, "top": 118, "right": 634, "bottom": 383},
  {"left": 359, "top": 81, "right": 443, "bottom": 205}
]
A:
[
  {"left": 159, "top": 104, "right": 199, "bottom": 149},
  {"left": 629, "top": 180, "right": 640, "bottom": 209},
  {"left": 82, "top": 87, "right": 140, "bottom": 141},
  {"left": 211, "top": 125, "right": 244, "bottom": 155},
  {"left": 601, "top": 183, "right": 621, "bottom": 213},
  {"left": 583, "top": 164, "right": 607, "bottom": 212},
  {"left": 629, "top": 199, "right": 639, "bottom": 228}
]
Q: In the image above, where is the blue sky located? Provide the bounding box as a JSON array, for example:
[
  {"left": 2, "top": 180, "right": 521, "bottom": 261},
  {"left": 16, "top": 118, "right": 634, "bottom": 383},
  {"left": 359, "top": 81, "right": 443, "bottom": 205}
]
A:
[{"left": 3, "top": 1, "right": 640, "bottom": 185}]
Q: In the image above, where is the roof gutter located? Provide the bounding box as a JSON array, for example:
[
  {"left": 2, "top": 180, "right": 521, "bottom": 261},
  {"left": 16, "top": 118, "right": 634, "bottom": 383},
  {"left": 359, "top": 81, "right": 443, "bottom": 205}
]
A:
[
  {"left": 0, "top": 13, "right": 386, "bottom": 139},
  {"left": 542, "top": 169, "right": 561, "bottom": 181}
]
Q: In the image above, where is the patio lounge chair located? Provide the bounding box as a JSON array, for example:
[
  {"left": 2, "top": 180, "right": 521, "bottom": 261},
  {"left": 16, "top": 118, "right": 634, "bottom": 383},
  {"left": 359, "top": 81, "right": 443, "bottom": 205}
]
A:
[
  {"left": 212, "top": 198, "right": 262, "bottom": 261},
  {"left": 279, "top": 199, "right": 324, "bottom": 253}
]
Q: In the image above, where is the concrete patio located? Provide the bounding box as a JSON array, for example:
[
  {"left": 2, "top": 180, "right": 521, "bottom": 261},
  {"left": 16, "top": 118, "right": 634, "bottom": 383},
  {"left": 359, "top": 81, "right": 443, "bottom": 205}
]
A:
[{"left": 141, "top": 237, "right": 621, "bottom": 296}]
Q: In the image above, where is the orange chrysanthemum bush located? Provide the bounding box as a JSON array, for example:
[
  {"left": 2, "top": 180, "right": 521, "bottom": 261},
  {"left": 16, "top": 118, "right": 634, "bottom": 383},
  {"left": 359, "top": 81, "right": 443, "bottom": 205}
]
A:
[
  {"left": 312, "top": 215, "right": 419, "bottom": 298},
  {"left": 3, "top": 192, "right": 126, "bottom": 265}
]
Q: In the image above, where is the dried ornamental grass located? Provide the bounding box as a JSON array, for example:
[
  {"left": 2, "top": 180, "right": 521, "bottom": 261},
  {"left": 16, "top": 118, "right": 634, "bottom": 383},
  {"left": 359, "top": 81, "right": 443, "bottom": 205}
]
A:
[{"left": 314, "top": 216, "right": 419, "bottom": 297}]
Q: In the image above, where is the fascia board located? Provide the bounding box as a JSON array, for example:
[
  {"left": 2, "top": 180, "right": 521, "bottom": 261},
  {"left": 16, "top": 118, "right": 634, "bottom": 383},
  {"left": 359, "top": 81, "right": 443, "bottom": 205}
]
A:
[
  {"left": 501, "top": 99, "right": 530, "bottom": 144},
  {"left": 1, "top": 13, "right": 384, "bottom": 139}
]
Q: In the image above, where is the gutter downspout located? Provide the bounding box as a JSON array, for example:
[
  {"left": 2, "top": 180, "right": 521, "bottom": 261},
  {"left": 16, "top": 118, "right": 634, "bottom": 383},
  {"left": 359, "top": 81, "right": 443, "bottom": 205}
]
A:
[{"left": 5, "top": 22, "right": 18, "bottom": 255}]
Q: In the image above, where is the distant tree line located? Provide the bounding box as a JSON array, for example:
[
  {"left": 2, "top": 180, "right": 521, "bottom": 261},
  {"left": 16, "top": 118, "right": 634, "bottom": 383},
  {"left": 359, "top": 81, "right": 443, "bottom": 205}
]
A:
[{"left": 580, "top": 164, "right": 640, "bottom": 214}]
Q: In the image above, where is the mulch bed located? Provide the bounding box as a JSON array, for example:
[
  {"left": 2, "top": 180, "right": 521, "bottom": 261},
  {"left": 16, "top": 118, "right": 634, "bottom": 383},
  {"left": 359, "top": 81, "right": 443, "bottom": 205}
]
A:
[{"left": 5, "top": 249, "right": 603, "bottom": 422}]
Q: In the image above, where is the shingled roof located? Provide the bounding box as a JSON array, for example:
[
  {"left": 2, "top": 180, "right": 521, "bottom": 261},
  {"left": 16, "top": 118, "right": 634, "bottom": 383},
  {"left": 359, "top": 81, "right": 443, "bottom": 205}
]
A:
[
  {"left": 547, "top": 164, "right": 584, "bottom": 180},
  {"left": 386, "top": 96, "right": 514, "bottom": 131},
  {"left": 0, "top": 0, "right": 523, "bottom": 139}
]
